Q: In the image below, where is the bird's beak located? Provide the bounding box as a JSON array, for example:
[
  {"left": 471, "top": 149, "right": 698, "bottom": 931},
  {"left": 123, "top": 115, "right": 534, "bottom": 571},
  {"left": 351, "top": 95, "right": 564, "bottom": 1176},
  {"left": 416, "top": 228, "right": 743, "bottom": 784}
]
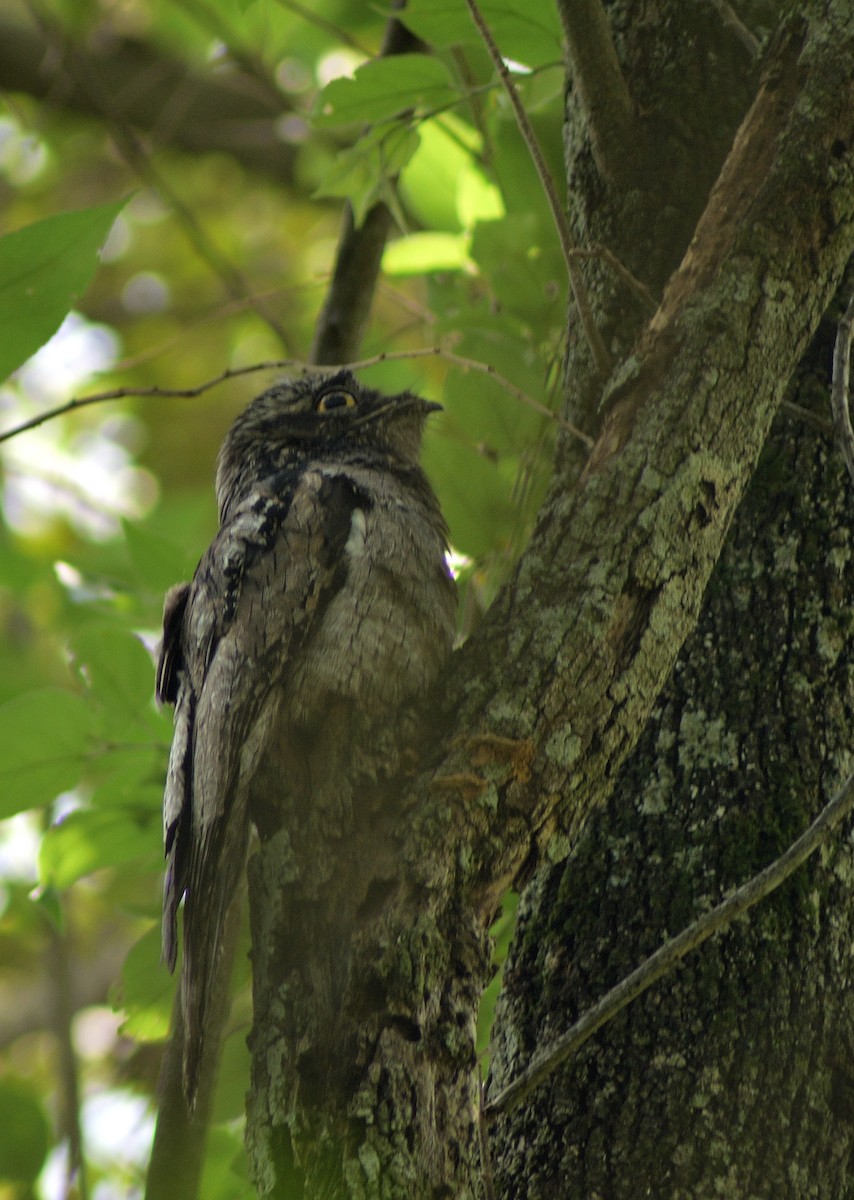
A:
[{"left": 421, "top": 399, "right": 443, "bottom": 415}]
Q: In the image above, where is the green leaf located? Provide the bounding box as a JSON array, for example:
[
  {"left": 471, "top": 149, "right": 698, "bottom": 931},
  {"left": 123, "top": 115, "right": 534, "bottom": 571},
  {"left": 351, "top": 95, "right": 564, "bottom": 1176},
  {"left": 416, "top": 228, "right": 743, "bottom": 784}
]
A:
[
  {"left": 383, "top": 232, "right": 471, "bottom": 275},
  {"left": 123, "top": 518, "right": 193, "bottom": 597},
  {"left": 69, "top": 624, "right": 156, "bottom": 738},
  {"left": 115, "top": 925, "right": 176, "bottom": 1041},
  {"left": 0, "top": 199, "right": 127, "bottom": 384},
  {"left": 315, "top": 126, "right": 420, "bottom": 225},
  {"left": 39, "top": 804, "right": 159, "bottom": 889},
  {"left": 313, "top": 55, "right": 457, "bottom": 127},
  {"left": 0, "top": 688, "right": 94, "bottom": 817},
  {"left": 398, "top": 114, "right": 503, "bottom": 233},
  {"left": 0, "top": 1079, "right": 50, "bottom": 1184},
  {"left": 402, "top": 0, "right": 563, "bottom": 65}
]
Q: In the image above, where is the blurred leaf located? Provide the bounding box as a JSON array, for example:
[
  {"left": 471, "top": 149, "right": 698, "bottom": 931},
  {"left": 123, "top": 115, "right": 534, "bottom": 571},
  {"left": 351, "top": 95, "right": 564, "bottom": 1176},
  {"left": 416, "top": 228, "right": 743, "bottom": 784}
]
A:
[
  {"left": 34, "top": 883, "right": 63, "bottom": 932},
  {"left": 0, "top": 688, "right": 94, "bottom": 816},
  {"left": 402, "top": 0, "right": 563, "bottom": 65},
  {"left": 397, "top": 111, "right": 506, "bottom": 234},
  {"left": 39, "top": 805, "right": 159, "bottom": 889},
  {"left": 115, "top": 924, "right": 175, "bottom": 1041},
  {"left": 0, "top": 200, "right": 127, "bottom": 384},
  {"left": 199, "top": 1124, "right": 253, "bottom": 1200},
  {"left": 68, "top": 624, "right": 157, "bottom": 739},
  {"left": 422, "top": 433, "right": 517, "bottom": 558},
  {"left": 315, "top": 126, "right": 420, "bottom": 225},
  {"left": 0, "top": 1079, "right": 50, "bottom": 1183},
  {"left": 313, "top": 55, "right": 457, "bottom": 127},
  {"left": 123, "top": 518, "right": 193, "bottom": 597},
  {"left": 383, "top": 232, "right": 471, "bottom": 274},
  {"left": 470, "top": 213, "right": 564, "bottom": 325}
]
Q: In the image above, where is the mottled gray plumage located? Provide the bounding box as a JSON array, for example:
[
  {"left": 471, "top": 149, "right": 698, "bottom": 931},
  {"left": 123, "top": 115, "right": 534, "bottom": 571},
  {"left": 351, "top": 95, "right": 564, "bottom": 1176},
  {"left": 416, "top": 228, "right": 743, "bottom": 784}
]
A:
[{"left": 156, "top": 370, "right": 456, "bottom": 1103}]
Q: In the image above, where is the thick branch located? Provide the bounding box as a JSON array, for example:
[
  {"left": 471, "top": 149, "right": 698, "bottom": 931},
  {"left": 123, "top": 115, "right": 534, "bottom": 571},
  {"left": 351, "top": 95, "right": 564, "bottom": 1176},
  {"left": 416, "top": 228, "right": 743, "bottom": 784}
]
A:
[
  {"left": 310, "top": 2, "right": 423, "bottom": 365},
  {"left": 444, "top": 10, "right": 854, "bottom": 897},
  {"left": 0, "top": 15, "right": 298, "bottom": 186},
  {"left": 556, "top": 0, "right": 644, "bottom": 186}
]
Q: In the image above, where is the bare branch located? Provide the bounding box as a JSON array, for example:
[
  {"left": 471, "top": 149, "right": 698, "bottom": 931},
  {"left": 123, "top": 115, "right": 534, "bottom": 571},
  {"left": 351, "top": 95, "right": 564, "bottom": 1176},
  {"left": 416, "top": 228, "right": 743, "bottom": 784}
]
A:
[
  {"left": 0, "top": 347, "right": 593, "bottom": 449},
  {"left": 570, "top": 244, "right": 659, "bottom": 313},
  {"left": 310, "top": 1, "right": 424, "bottom": 365},
  {"left": 831, "top": 291, "right": 854, "bottom": 483},
  {"left": 463, "top": 0, "right": 612, "bottom": 378},
  {"left": 708, "top": 0, "right": 762, "bottom": 58},
  {"left": 46, "top": 912, "right": 89, "bottom": 1200},
  {"left": 484, "top": 768, "right": 854, "bottom": 1120},
  {"left": 555, "top": 0, "right": 642, "bottom": 187}
]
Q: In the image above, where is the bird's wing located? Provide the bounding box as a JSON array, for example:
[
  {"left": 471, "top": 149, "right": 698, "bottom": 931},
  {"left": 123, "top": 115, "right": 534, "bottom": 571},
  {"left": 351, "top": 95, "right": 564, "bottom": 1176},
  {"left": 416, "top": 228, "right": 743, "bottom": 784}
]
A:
[{"left": 157, "top": 467, "right": 361, "bottom": 1100}]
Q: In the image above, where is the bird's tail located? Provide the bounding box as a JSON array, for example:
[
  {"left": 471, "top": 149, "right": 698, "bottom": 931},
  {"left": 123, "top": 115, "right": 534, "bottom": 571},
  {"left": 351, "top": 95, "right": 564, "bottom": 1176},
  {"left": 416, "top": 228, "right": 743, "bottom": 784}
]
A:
[{"left": 180, "top": 809, "right": 250, "bottom": 1109}]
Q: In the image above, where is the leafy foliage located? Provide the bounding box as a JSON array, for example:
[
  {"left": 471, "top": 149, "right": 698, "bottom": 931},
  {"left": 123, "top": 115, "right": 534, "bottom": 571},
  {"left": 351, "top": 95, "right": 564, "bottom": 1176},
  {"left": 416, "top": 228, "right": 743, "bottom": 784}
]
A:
[{"left": 0, "top": 0, "right": 567, "bottom": 1193}]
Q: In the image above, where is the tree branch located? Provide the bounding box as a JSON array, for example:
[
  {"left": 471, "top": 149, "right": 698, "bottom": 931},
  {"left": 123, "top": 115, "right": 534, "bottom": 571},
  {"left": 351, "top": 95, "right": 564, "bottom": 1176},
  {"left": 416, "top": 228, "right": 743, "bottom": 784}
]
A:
[
  {"left": 708, "top": 0, "right": 762, "bottom": 58},
  {"left": 464, "top": 0, "right": 612, "bottom": 377},
  {"left": 310, "top": 0, "right": 423, "bottom": 365},
  {"left": 555, "top": 0, "right": 643, "bottom": 187},
  {"left": 0, "top": 347, "right": 588, "bottom": 445},
  {"left": 0, "top": 15, "right": 298, "bottom": 186},
  {"left": 483, "top": 767, "right": 854, "bottom": 1118},
  {"left": 831, "top": 290, "right": 854, "bottom": 484}
]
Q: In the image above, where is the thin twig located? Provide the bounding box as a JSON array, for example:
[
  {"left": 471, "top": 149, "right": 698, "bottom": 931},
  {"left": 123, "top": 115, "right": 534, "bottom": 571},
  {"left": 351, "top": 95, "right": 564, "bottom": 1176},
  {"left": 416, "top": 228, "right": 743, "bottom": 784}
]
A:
[
  {"left": 46, "top": 903, "right": 89, "bottom": 1200},
  {"left": 780, "top": 400, "right": 832, "bottom": 436},
  {"left": 708, "top": 0, "right": 761, "bottom": 58},
  {"left": 484, "top": 769, "right": 854, "bottom": 1120},
  {"left": 0, "top": 349, "right": 594, "bottom": 449},
  {"left": 831, "top": 292, "right": 854, "bottom": 484},
  {"left": 0, "top": 361, "right": 295, "bottom": 444},
  {"left": 269, "top": 0, "right": 373, "bottom": 56},
  {"left": 570, "top": 244, "right": 659, "bottom": 313},
  {"left": 463, "top": 0, "right": 611, "bottom": 378}
]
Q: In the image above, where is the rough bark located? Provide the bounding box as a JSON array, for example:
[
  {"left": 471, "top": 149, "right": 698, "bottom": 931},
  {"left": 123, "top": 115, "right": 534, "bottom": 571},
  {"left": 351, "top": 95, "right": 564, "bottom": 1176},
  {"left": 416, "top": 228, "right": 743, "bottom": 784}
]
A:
[
  {"left": 487, "top": 0, "right": 854, "bottom": 1194},
  {"left": 488, "top": 285, "right": 854, "bottom": 1199},
  {"left": 243, "top": 3, "right": 854, "bottom": 1195}
]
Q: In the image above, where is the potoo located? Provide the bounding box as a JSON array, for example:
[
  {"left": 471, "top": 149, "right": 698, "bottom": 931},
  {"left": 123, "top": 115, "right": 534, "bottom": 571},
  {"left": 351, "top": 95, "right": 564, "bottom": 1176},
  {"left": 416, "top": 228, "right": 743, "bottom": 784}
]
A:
[{"left": 156, "top": 371, "right": 456, "bottom": 1102}]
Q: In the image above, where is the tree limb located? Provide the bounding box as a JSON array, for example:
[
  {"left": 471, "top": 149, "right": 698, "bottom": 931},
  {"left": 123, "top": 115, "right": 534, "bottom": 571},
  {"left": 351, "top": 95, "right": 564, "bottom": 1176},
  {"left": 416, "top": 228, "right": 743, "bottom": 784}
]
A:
[
  {"left": 483, "top": 767, "right": 854, "bottom": 1118},
  {"left": 464, "top": 0, "right": 612, "bottom": 377},
  {"left": 0, "top": 15, "right": 299, "bottom": 186},
  {"left": 310, "top": 1, "right": 423, "bottom": 365},
  {"left": 831, "top": 290, "right": 854, "bottom": 484},
  {"left": 555, "top": 0, "right": 644, "bottom": 186}
]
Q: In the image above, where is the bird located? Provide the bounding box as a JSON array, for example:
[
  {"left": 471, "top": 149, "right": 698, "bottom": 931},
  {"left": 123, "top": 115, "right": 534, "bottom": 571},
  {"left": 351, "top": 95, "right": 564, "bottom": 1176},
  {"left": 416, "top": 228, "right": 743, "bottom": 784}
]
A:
[{"left": 155, "top": 369, "right": 456, "bottom": 1104}]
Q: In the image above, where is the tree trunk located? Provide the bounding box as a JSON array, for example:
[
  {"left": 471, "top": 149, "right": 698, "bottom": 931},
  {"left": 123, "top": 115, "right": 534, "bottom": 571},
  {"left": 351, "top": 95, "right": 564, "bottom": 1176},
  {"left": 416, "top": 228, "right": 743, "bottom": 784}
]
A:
[
  {"left": 488, "top": 284, "right": 854, "bottom": 1198},
  {"left": 487, "top": 0, "right": 854, "bottom": 1192},
  {"left": 243, "top": 2, "right": 854, "bottom": 1194}
]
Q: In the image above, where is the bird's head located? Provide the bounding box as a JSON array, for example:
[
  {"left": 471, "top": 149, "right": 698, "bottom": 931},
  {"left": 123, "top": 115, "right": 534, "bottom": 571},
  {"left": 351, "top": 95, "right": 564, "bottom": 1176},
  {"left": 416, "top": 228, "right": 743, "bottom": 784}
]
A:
[{"left": 215, "top": 370, "right": 441, "bottom": 518}]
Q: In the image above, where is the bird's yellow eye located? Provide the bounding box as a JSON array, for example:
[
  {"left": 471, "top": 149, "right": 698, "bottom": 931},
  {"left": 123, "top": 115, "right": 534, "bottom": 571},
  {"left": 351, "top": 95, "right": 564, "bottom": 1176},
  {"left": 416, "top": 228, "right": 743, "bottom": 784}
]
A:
[{"left": 316, "top": 389, "right": 358, "bottom": 413}]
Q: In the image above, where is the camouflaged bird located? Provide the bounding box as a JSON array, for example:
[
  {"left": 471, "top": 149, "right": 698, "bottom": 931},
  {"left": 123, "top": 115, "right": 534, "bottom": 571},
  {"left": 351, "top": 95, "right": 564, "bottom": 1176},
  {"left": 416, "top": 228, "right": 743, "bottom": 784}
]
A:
[{"left": 155, "top": 370, "right": 456, "bottom": 1103}]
